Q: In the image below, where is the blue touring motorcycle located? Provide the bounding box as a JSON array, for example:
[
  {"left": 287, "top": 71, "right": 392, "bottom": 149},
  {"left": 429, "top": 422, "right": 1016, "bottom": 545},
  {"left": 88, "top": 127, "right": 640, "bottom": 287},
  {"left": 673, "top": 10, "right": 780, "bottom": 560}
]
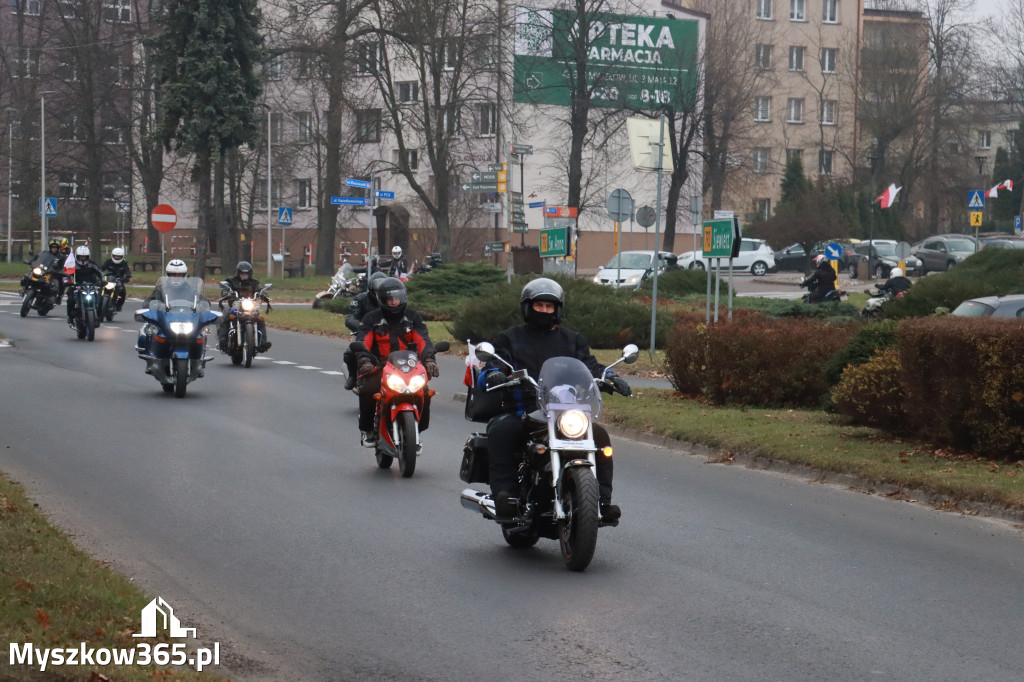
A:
[{"left": 135, "top": 276, "right": 220, "bottom": 398}]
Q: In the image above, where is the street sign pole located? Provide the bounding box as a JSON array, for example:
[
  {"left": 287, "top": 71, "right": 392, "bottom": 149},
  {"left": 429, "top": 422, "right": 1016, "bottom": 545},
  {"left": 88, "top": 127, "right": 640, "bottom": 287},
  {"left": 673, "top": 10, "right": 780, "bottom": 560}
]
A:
[
  {"left": 649, "top": 114, "right": 666, "bottom": 357},
  {"left": 368, "top": 171, "right": 375, "bottom": 283}
]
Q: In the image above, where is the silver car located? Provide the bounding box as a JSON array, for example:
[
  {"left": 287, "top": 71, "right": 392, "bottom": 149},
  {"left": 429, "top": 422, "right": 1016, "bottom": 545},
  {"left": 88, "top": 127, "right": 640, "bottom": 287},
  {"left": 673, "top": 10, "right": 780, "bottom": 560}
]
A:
[{"left": 592, "top": 250, "right": 675, "bottom": 289}]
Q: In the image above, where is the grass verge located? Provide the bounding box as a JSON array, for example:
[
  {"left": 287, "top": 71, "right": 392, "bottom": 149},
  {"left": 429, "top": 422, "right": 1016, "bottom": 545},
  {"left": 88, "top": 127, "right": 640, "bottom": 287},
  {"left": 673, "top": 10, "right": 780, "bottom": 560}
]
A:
[{"left": 0, "top": 474, "right": 228, "bottom": 682}]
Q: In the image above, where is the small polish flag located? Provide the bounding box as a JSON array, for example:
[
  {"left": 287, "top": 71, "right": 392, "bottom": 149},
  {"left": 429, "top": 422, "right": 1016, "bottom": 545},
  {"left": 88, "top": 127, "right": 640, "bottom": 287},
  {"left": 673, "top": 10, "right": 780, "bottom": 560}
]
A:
[
  {"left": 875, "top": 183, "right": 902, "bottom": 209},
  {"left": 986, "top": 179, "right": 1014, "bottom": 198}
]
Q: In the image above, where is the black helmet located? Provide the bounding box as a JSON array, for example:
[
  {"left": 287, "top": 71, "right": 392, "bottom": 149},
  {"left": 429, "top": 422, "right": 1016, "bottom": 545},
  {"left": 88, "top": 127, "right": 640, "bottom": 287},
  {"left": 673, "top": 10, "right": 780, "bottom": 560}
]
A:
[
  {"left": 520, "top": 277, "right": 564, "bottom": 329},
  {"left": 368, "top": 270, "right": 387, "bottom": 293},
  {"left": 376, "top": 276, "right": 407, "bottom": 320},
  {"left": 666, "top": 254, "right": 678, "bottom": 263},
  {"left": 236, "top": 261, "right": 253, "bottom": 278}
]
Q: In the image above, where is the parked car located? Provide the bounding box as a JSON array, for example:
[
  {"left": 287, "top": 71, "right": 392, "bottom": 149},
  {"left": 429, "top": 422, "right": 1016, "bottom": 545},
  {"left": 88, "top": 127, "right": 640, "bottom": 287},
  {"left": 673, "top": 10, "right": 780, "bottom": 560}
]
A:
[
  {"left": 847, "top": 241, "right": 922, "bottom": 278},
  {"left": 950, "top": 294, "right": 1024, "bottom": 318},
  {"left": 678, "top": 238, "right": 775, "bottom": 276},
  {"left": 773, "top": 241, "right": 856, "bottom": 271},
  {"left": 592, "top": 250, "right": 675, "bottom": 289},
  {"left": 912, "top": 235, "right": 978, "bottom": 274},
  {"left": 981, "top": 238, "right": 1024, "bottom": 250}
]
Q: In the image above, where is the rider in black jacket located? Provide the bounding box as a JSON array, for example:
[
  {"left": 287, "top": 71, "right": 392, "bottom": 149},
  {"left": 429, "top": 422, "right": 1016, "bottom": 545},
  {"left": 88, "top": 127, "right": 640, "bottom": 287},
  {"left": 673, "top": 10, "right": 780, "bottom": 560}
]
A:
[
  {"left": 217, "top": 261, "right": 271, "bottom": 352},
  {"left": 101, "top": 247, "right": 132, "bottom": 311},
  {"left": 65, "top": 246, "right": 105, "bottom": 326},
  {"left": 803, "top": 255, "right": 838, "bottom": 303},
  {"left": 343, "top": 271, "right": 386, "bottom": 390},
  {"left": 478, "top": 278, "right": 631, "bottom": 522}
]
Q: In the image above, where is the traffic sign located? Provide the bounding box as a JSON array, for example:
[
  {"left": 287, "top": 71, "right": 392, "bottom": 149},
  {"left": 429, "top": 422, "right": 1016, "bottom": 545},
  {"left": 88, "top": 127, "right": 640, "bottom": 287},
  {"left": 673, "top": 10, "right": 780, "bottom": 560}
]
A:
[
  {"left": 511, "top": 222, "right": 529, "bottom": 233},
  {"left": 488, "top": 163, "right": 504, "bottom": 172},
  {"left": 540, "top": 227, "right": 568, "bottom": 256},
  {"left": 825, "top": 242, "right": 842, "bottom": 261},
  {"left": 543, "top": 206, "right": 578, "bottom": 218},
  {"left": 528, "top": 200, "right": 546, "bottom": 209},
  {"left": 346, "top": 178, "right": 371, "bottom": 189},
  {"left": 1015, "top": 216, "right": 1022, "bottom": 234},
  {"left": 150, "top": 203, "right": 177, "bottom": 232},
  {"left": 511, "top": 143, "right": 533, "bottom": 155},
  {"left": 702, "top": 218, "right": 734, "bottom": 258},
  {"left": 331, "top": 196, "right": 369, "bottom": 206},
  {"left": 970, "top": 211, "right": 983, "bottom": 227},
  {"left": 968, "top": 191, "right": 985, "bottom": 209},
  {"left": 40, "top": 197, "right": 57, "bottom": 217},
  {"left": 636, "top": 206, "right": 656, "bottom": 228},
  {"left": 480, "top": 203, "right": 502, "bottom": 213},
  {"left": 471, "top": 171, "right": 499, "bottom": 182},
  {"left": 497, "top": 182, "right": 508, "bottom": 192},
  {"left": 484, "top": 241, "right": 507, "bottom": 254},
  {"left": 462, "top": 182, "right": 498, "bottom": 192},
  {"left": 606, "top": 188, "right": 634, "bottom": 222},
  {"left": 375, "top": 190, "right": 394, "bottom": 199},
  {"left": 278, "top": 207, "right": 293, "bottom": 225}
]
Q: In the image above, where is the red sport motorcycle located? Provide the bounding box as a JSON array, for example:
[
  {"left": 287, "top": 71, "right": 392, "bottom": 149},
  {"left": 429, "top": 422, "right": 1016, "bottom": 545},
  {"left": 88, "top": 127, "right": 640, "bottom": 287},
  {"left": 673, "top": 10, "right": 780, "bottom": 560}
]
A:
[{"left": 351, "top": 340, "right": 449, "bottom": 477}]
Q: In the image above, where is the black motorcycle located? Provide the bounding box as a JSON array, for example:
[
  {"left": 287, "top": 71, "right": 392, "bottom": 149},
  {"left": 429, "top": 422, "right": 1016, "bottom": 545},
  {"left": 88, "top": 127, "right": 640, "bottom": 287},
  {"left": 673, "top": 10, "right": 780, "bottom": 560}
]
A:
[
  {"left": 70, "top": 282, "right": 101, "bottom": 342},
  {"left": 99, "top": 274, "right": 127, "bottom": 322},
  {"left": 218, "top": 282, "right": 273, "bottom": 367},
  {"left": 19, "top": 262, "right": 60, "bottom": 318}
]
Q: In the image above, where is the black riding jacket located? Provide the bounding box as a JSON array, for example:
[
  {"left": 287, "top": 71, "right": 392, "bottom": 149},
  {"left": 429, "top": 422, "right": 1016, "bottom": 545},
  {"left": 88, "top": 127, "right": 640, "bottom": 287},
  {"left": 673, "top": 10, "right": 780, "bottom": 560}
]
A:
[
  {"left": 71, "top": 260, "right": 105, "bottom": 286},
  {"left": 879, "top": 276, "right": 912, "bottom": 295},
  {"left": 101, "top": 259, "right": 132, "bottom": 282},
  {"left": 345, "top": 292, "right": 380, "bottom": 331},
  {"left": 804, "top": 262, "right": 837, "bottom": 293}
]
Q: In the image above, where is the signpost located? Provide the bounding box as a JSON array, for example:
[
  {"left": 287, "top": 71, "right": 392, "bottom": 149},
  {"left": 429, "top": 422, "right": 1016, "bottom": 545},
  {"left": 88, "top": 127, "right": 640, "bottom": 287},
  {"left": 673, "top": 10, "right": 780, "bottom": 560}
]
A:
[
  {"left": 539, "top": 227, "right": 568, "bottom": 257},
  {"left": 346, "top": 178, "right": 371, "bottom": 189},
  {"left": 331, "top": 196, "right": 369, "bottom": 206},
  {"left": 606, "top": 189, "right": 634, "bottom": 271},
  {"left": 278, "top": 207, "right": 293, "bottom": 225},
  {"left": 150, "top": 203, "right": 177, "bottom": 267},
  {"left": 375, "top": 190, "right": 395, "bottom": 199},
  {"left": 484, "top": 241, "right": 507, "bottom": 254}
]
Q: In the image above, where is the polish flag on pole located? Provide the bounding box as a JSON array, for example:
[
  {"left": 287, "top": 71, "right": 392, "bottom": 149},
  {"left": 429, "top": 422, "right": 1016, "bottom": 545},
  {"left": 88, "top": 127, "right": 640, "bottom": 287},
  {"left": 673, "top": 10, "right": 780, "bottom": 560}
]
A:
[
  {"left": 986, "top": 179, "right": 1014, "bottom": 198},
  {"left": 875, "top": 183, "right": 902, "bottom": 209}
]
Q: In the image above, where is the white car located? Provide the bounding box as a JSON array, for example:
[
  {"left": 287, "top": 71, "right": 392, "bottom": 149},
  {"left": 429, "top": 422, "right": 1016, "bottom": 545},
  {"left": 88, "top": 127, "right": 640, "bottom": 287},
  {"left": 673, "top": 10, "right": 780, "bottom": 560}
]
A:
[
  {"left": 592, "top": 250, "right": 675, "bottom": 289},
  {"left": 677, "top": 238, "right": 776, "bottom": 276}
]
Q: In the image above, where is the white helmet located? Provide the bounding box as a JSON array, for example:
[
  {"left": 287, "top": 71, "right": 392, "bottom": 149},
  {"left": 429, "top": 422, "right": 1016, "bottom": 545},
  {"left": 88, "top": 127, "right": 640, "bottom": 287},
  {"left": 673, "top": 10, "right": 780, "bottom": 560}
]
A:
[
  {"left": 890, "top": 267, "right": 903, "bottom": 278},
  {"left": 392, "top": 245, "right": 403, "bottom": 258},
  {"left": 165, "top": 259, "right": 188, "bottom": 277},
  {"left": 111, "top": 247, "right": 125, "bottom": 263},
  {"left": 75, "top": 245, "right": 90, "bottom": 259},
  {"left": 814, "top": 254, "right": 827, "bottom": 266}
]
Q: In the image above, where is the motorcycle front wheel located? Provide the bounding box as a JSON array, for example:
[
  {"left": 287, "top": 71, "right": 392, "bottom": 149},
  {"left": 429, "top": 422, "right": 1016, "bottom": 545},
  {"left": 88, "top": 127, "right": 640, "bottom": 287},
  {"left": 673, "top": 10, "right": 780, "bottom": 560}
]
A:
[
  {"left": 397, "top": 411, "right": 418, "bottom": 478},
  {"left": 558, "top": 466, "right": 600, "bottom": 571},
  {"left": 85, "top": 310, "right": 96, "bottom": 342},
  {"left": 243, "top": 321, "right": 255, "bottom": 368},
  {"left": 173, "top": 357, "right": 188, "bottom": 398},
  {"left": 20, "top": 292, "right": 34, "bottom": 317}
]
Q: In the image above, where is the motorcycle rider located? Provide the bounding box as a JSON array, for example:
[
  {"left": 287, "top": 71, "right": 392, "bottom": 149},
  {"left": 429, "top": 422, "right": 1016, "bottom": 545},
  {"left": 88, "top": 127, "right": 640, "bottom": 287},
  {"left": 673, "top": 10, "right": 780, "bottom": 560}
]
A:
[
  {"left": 803, "top": 255, "right": 838, "bottom": 303},
  {"left": 22, "top": 239, "right": 62, "bottom": 290},
  {"left": 878, "top": 267, "right": 912, "bottom": 296},
  {"left": 65, "top": 245, "right": 105, "bottom": 327},
  {"left": 478, "top": 277, "right": 631, "bottom": 522},
  {"left": 663, "top": 254, "right": 682, "bottom": 272},
  {"left": 138, "top": 259, "right": 206, "bottom": 358},
  {"left": 217, "top": 261, "right": 271, "bottom": 352},
  {"left": 386, "top": 245, "right": 409, "bottom": 278},
  {"left": 352, "top": 277, "right": 438, "bottom": 446},
  {"left": 101, "top": 247, "right": 132, "bottom": 311},
  {"left": 343, "top": 270, "right": 387, "bottom": 390}
]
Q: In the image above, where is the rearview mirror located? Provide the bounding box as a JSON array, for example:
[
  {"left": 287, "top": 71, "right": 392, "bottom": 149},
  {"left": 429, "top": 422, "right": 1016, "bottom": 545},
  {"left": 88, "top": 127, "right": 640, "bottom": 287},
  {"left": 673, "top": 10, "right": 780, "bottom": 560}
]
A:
[
  {"left": 474, "top": 341, "right": 495, "bottom": 362},
  {"left": 263, "top": 283, "right": 273, "bottom": 290},
  {"left": 622, "top": 343, "right": 640, "bottom": 364},
  {"left": 133, "top": 309, "right": 148, "bottom": 322},
  {"left": 434, "top": 340, "right": 450, "bottom": 353}
]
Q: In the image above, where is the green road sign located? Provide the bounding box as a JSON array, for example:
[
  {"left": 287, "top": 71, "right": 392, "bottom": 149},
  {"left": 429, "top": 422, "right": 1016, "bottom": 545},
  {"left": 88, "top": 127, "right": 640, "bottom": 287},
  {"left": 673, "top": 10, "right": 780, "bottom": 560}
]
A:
[
  {"left": 702, "top": 219, "right": 734, "bottom": 258},
  {"left": 462, "top": 182, "right": 498, "bottom": 192},
  {"left": 471, "top": 171, "right": 499, "bottom": 182},
  {"left": 540, "top": 226, "right": 568, "bottom": 256}
]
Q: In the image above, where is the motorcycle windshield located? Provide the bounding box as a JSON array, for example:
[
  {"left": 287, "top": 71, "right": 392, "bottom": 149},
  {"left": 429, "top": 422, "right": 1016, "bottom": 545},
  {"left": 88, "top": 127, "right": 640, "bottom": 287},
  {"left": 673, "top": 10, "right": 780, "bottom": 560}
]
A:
[
  {"left": 156, "top": 276, "right": 209, "bottom": 313},
  {"left": 537, "top": 356, "right": 602, "bottom": 421},
  {"left": 387, "top": 349, "right": 419, "bottom": 373}
]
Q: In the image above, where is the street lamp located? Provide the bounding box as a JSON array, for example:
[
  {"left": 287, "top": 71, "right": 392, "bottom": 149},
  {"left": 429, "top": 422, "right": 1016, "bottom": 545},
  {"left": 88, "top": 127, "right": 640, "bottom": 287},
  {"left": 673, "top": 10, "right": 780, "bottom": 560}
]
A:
[
  {"left": 39, "top": 91, "right": 55, "bottom": 249},
  {"left": 6, "top": 107, "right": 15, "bottom": 264},
  {"left": 265, "top": 106, "right": 272, "bottom": 278}
]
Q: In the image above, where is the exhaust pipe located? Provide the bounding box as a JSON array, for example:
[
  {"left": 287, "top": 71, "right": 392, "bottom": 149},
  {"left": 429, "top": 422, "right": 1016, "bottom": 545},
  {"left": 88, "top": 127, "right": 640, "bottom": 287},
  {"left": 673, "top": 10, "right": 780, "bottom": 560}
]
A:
[{"left": 460, "top": 488, "right": 498, "bottom": 519}]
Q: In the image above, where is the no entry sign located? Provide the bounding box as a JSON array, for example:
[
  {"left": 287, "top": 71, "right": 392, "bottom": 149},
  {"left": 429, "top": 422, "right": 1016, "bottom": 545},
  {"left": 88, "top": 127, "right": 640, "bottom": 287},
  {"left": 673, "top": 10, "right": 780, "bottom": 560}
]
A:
[{"left": 150, "top": 204, "right": 177, "bottom": 233}]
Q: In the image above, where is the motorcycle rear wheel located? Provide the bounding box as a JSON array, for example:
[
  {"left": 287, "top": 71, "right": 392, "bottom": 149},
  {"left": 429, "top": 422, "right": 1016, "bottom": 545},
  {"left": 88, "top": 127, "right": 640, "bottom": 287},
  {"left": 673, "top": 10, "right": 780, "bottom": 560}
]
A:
[
  {"left": 173, "top": 357, "right": 188, "bottom": 398},
  {"left": 375, "top": 448, "right": 393, "bottom": 469},
  {"left": 20, "top": 292, "right": 33, "bottom": 317},
  {"left": 397, "top": 411, "right": 418, "bottom": 478},
  {"left": 558, "top": 466, "right": 600, "bottom": 572}
]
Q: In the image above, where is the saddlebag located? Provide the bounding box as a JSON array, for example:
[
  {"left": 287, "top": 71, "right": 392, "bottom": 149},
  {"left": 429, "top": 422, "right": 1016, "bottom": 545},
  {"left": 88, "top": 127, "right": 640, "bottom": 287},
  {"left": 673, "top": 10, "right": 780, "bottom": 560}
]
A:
[{"left": 459, "top": 434, "right": 490, "bottom": 484}]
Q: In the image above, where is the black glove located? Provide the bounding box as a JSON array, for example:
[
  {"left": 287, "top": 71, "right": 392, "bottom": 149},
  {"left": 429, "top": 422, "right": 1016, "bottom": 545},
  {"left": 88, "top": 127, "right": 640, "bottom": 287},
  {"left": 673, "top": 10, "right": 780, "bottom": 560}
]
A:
[
  {"left": 484, "top": 371, "right": 508, "bottom": 389},
  {"left": 424, "top": 358, "right": 439, "bottom": 378},
  {"left": 606, "top": 372, "right": 632, "bottom": 397},
  {"left": 357, "top": 359, "right": 375, "bottom": 376}
]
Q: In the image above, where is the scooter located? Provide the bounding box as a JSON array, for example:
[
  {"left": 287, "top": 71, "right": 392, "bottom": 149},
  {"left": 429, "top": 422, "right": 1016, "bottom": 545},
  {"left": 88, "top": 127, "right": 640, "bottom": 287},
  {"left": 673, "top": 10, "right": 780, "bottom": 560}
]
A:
[
  {"left": 800, "top": 277, "right": 846, "bottom": 304},
  {"left": 862, "top": 287, "right": 906, "bottom": 317}
]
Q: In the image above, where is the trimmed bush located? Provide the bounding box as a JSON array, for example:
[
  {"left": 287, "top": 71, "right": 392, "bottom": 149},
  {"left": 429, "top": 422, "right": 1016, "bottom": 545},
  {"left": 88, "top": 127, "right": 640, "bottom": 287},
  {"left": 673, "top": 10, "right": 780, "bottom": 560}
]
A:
[
  {"left": 665, "top": 313, "right": 856, "bottom": 407},
  {"left": 638, "top": 268, "right": 727, "bottom": 298},
  {"left": 823, "top": 318, "right": 897, "bottom": 386},
  {"left": 830, "top": 349, "right": 905, "bottom": 430}
]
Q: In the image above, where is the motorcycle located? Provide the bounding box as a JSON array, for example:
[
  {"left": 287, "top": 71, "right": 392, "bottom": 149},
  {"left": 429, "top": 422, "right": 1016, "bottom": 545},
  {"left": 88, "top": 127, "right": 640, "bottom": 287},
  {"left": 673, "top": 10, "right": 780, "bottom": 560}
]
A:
[
  {"left": 69, "top": 281, "right": 102, "bottom": 342},
  {"left": 312, "top": 264, "right": 362, "bottom": 308},
  {"left": 459, "top": 342, "right": 638, "bottom": 572},
  {"left": 218, "top": 282, "right": 273, "bottom": 368},
  {"left": 862, "top": 286, "right": 907, "bottom": 318},
  {"left": 351, "top": 339, "right": 450, "bottom": 478},
  {"left": 134, "top": 276, "right": 220, "bottom": 398},
  {"left": 98, "top": 274, "right": 127, "bottom": 322},
  {"left": 800, "top": 276, "right": 846, "bottom": 304},
  {"left": 19, "top": 261, "right": 60, "bottom": 318},
  {"left": 411, "top": 253, "right": 443, "bottom": 276}
]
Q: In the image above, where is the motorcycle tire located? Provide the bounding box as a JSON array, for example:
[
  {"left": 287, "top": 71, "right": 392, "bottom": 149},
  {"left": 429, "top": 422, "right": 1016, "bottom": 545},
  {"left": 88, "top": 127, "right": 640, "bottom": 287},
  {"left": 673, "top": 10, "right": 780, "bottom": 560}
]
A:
[
  {"left": 85, "top": 310, "right": 97, "bottom": 342},
  {"left": 502, "top": 525, "right": 540, "bottom": 548},
  {"left": 243, "top": 321, "right": 255, "bottom": 368},
  {"left": 397, "top": 411, "right": 418, "bottom": 478},
  {"left": 558, "top": 466, "right": 600, "bottom": 572},
  {"left": 173, "top": 357, "right": 188, "bottom": 398},
  {"left": 162, "top": 383, "right": 174, "bottom": 393},
  {"left": 38, "top": 300, "right": 52, "bottom": 316},
  {"left": 76, "top": 319, "right": 86, "bottom": 339},
  {"left": 20, "top": 292, "right": 33, "bottom": 317},
  {"left": 375, "top": 448, "right": 393, "bottom": 470}
]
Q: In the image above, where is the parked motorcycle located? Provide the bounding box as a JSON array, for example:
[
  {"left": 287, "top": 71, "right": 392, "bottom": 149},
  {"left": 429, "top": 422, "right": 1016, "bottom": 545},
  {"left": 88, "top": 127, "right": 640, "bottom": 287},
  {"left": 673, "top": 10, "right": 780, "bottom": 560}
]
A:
[
  {"left": 218, "top": 282, "right": 273, "bottom": 368},
  {"left": 99, "top": 275, "right": 127, "bottom": 322},
  {"left": 312, "top": 264, "right": 362, "bottom": 308},
  {"left": 69, "top": 282, "right": 102, "bottom": 341},
  {"left": 411, "top": 253, "right": 443, "bottom": 276},
  {"left": 799, "top": 277, "right": 846, "bottom": 304},
  {"left": 135, "top": 276, "right": 220, "bottom": 398},
  {"left": 862, "top": 287, "right": 906, "bottom": 318},
  {"left": 459, "top": 342, "right": 638, "bottom": 571},
  {"left": 19, "top": 262, "right": 60, "bottom": 318},
  {"left": 351, "top": 339, "right": 450, "bottom": 478}
]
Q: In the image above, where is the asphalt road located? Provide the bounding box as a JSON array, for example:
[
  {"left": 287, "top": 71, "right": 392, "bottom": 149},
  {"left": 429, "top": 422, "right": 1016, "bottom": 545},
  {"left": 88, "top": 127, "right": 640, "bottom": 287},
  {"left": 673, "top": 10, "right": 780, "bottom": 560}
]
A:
[{"left": 1, "top": 291, "right": 1022, "bottom": 682}]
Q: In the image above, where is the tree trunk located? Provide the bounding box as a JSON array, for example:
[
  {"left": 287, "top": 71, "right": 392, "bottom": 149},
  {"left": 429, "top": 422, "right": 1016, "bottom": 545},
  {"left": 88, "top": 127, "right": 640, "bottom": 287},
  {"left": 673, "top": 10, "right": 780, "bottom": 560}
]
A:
[{"left": 194, "top": 151, "right": 212, "bottom": 276}]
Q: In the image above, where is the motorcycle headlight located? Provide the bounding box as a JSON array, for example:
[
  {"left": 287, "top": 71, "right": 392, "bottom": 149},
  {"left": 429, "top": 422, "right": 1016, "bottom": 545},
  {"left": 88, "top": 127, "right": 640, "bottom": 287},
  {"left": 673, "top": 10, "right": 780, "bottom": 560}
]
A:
[
  {"left": 169, "top": 321, "right": 195, "bottom": 335},
  {"left": 105, "top": 281, "right": 116, "bottom": 290},
  {"left": 406, "top": 375, "right": 427, "bottom": 393},
  {"left": 32, "top": 267, "right": 43, "bottom": 276},
  {"left": 557, "top": 409, "right": 590, "bottom": 439},
  {"left": 241, "top": 299, "right": 256, "bottom": 311}
]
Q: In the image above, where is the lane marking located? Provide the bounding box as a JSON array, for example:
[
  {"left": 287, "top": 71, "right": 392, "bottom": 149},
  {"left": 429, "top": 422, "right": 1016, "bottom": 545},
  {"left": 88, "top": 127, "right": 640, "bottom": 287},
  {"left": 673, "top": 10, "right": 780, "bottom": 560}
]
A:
[
  {"left": 274, "top": 360, "right": 296, "bottom": 365},
  {"left": 321, "top": 370, "right": 345, "bottom": 376},
  {"left": 296, "top": 365, "right": 321, "bottom": 370}
]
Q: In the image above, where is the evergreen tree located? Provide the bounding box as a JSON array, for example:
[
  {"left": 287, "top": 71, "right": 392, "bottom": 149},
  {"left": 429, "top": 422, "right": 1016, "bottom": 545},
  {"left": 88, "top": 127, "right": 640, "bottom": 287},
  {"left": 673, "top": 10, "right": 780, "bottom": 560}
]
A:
[{"left": 779, "top": 155, "right": 811, "bottom": 206}]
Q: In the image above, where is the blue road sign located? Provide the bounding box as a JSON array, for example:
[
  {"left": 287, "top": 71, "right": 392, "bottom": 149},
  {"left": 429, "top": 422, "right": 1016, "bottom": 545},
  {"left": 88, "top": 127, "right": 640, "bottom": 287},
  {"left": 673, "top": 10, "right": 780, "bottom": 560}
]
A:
[
  {"left": 40, "top": 197, "right": 57, "bottom": 217},
  {"left": 528, "top": 200, "right": 546, "bottom": 208},
  {"left": 825, "top": 242, "right": 842, "bottom": 261},
  {"left": 278, "top": 207, "right": 293, "bottom": 225},
  {"left": 1016, "top": 216, "right": 1022, "bottom": 234},
  {"left": 346, "top": 178, "right": 371, "bottom": 189},
  {"left": 375, "top": 190, "right": 394, "bottom": 199},
  {"left": 968, "top": 190, "right": 985, "bottom": 209},
  {"left": 331, "top": 196, "right": 369, "bottom": 206}
]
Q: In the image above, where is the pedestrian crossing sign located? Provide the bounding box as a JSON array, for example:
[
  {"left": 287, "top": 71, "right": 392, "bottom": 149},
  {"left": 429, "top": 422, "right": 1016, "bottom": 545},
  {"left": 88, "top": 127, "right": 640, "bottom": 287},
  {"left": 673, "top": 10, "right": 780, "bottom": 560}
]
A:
[
  {"left": 968, "top": 191, "right": 985, "bottom": 209},
  {"left": 278, "top": 207, "right": 293, "bottom": 225},
  {"left": 40, "top": 197, "right": 57, "bottom": 217}
]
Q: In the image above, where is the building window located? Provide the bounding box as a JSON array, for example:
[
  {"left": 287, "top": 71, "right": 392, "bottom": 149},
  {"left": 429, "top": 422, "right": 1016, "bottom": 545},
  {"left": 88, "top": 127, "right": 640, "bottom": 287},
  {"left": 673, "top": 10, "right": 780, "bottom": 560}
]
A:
[
  {"left": 257, "top": 179, "right": 283, "bottom": 209},
  {"left": 296, "top": 111, "right": 312, "bottom": 142},
  {"left": 296, "top": 55, "right": 311, "bottom": 79},
  {"left": 356, "top": 41, "right": 383, "bottom": 75},
  {"left": 757, "top": 0, "right": 773, "bottom": 20},
  {"left": 443, "top": 105, "right": 461, "bottom": 137},
  {"left": 790, "top": 0, "right": 805, "bottom": 21},
  {"left": 356, "top": 109, "right": 381, "bottom": 142},
  {"left": 756, "top": 44, "right": 773, "bottom": 71},
  {"left": 444, "top": 38, "right": 463, "bottom": 70},
  {"left": 755, "top": 96, "right": 771, "bottom": 122},
  {"left": 14, "top": 0, "right": 41, "bottom": 15},
  {"left": 269, "top": 112, "right": 284, "bottom": 144},
  {"left": 753, "top": 148, "right": 770, "bottom": 173},
  {"left": 821, "top": 99, "right": 836, "bottom": 125},
  {"left": 787, "top": 148, "right": 803, "bottom": 162},
  {"left": 789, "top": 46, "right": 805, "bottom": 71},
  {"left": 103, "top": 0, "right": 131, "bottom": 23},
  {"left": 821, "top": 48, "right": 837, "bottom": 74},
  {"left": 266, "top": 54, "right": 284, "bottom": 81},
  {"left": 59, "top": 171, "right": 88, "bottom": 200},
  {"left": 297, "top": 179, "right": 312, "bottom": 208},
  {"left": 819, "top": 149, "right": 833, "bottom": 175},
  {"left": 478, "top": 103, "right": 497, "bottom": 136},
  {"left": 59, "top": 115, "right": 84, "bottom": 142},
  {"left": 59, "top": 0, "right": 81, "bottom": 19},
  {"left": 393, "top": 148, "right": 419, "bottom": 171},
  {"left": 978, "top": 130, "right": 992, "bottom": 149},
  {"left": 754, "top": 198, "right": 771, "bottom": 221},
  {"left": 12, "top": 48, "right": 40, "bottom": 79},
  {"left": 823, "top": 0, "right": 838, "bottom": 23},
  {"left": 976, "top": 156, "right": 987, "bottom": 174},
  {"left": 102, "top": 172, "right": 129, "bottom": 201},
  {"left": 398, "top": 81, "right": 419, "bottom": 103},
  {"left": 484, "top": 34, "right": 499, "bottom": 65},
  {"left": 102, "top": 125, "right": 125, "bottom": 145},
  {"left": 57, "top": 60, "right": 80, "bottom": 83},
  {"left": 787, "top": 98, "right": 804, "bottom": 123}
]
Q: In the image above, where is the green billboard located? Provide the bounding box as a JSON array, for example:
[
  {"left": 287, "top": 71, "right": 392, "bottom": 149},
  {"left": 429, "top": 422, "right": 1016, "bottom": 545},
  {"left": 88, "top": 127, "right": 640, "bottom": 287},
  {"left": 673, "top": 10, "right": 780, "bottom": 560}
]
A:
[{"left": 513, "top": 8, "right": 699, "bottom": 109}]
